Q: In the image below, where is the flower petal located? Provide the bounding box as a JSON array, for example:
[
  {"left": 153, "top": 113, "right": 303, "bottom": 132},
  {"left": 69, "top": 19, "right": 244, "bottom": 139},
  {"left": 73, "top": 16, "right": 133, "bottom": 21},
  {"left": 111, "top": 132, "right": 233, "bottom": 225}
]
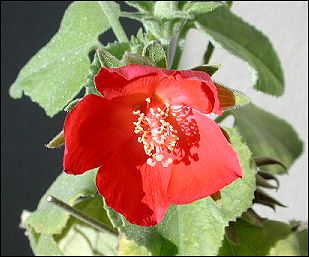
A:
[
  {"left": 168, "top": 108, "right": 242, "bottom": 204},
  {"left": 155, "top": 75, "right": 219, "bottom": 114},
  {"left": 95, "top": 65, "right": 222, "bottom": 115},
  {"left": 96, "top": 136, "right": 171, "bottom": 226},
  {"left": 177, "top": 70, "right": 222, "bottom": 115},
  {"left": 95, "top": 64, "right": 166, "bottom": 99},
  {"left": 63, "top": 94, "right": 136, "bottom": 175}
]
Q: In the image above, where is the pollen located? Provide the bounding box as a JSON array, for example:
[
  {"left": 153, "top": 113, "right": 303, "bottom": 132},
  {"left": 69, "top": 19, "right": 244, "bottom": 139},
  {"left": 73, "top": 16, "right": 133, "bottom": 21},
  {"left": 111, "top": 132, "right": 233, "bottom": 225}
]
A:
[{"left": 133, "top": 98, "right": 179, "bottom": 168}]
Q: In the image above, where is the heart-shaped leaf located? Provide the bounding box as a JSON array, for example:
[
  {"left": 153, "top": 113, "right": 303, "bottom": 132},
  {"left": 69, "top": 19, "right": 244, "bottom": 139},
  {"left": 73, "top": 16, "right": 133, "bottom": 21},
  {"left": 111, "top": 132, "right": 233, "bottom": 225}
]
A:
[{"left": 9, "top": 2, "right": 120, "bottom": 117}]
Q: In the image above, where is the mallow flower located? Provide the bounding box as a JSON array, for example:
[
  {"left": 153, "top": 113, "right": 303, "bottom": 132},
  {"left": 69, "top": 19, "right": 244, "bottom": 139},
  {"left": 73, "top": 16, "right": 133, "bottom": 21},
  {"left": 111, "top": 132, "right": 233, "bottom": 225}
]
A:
[{"left": 63, "top": 64, "right": 243, "bottom": 226}]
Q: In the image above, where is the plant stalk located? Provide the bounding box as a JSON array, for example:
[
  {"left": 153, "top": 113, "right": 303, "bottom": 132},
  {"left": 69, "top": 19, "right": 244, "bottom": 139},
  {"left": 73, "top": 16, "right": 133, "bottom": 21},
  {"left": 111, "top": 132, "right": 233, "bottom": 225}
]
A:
[{"left": 47, "top": 195, "right": 117, "bottom": 235}]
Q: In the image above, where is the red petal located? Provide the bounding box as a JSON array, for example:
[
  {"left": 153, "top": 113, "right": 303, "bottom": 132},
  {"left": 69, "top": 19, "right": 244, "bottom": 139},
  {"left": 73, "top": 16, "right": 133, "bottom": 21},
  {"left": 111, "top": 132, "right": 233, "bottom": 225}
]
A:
[
  {"left": 168, "top": 109, "right": 242, "bottom": 204},
  {"left": 63, "top": 95, "right": 136, "bottom": 175},
  {"left": 155, "top": 75, "right": 218, "bottom": 114},
  {"left": 95, "top": 65, "right": 222, "bottom": 115},
  {"left": 96, "top": 136, "right": 171, "bottom": 226},
  {"left": 177, "top": 70, "right": 222, "bottom": 115},
  {"left": 95, "top": 64, "right": 166, "bottom": 99}
]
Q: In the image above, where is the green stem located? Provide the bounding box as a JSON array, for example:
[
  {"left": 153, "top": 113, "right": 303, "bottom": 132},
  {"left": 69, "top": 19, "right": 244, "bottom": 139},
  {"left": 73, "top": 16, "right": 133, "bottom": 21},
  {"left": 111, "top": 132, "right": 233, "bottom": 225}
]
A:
[
  {"left": 99, "top": 1, "right": 128, "bottom": 42},
  {"left": 47, "top": 195, "right": 117, "bottom": 235},
  {"left": 203, "top": 42, "right": 214, "bottom": 64}
]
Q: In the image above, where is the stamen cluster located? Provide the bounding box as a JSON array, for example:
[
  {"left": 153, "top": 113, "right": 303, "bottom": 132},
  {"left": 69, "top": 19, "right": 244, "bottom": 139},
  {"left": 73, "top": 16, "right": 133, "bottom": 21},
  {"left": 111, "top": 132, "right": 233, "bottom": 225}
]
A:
[{"left": 133, "top": 98, "right": 179, "bottom": 167}]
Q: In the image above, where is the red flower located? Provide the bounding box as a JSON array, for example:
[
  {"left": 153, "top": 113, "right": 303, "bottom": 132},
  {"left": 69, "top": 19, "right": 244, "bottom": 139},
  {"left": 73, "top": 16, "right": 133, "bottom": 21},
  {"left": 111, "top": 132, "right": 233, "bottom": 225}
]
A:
[{"left": 63, "top": 64, "right": 242, "bottom": 226}]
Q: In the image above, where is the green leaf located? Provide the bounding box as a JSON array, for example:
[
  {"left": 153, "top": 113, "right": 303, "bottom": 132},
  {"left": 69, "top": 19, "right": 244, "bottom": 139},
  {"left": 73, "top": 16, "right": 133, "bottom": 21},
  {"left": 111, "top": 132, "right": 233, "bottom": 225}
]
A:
[
  {"left": 195, "top": 6, "right": 284, "bottom": 96},
  {"left": 227, "top": 103, "right": 303, "bottom": 174},
  {"left": 219, "top": 219, "right": 302, "bottom": 256},
  {"left": 33, "top": 234, "right": 63, "bottom": 256},
  {"left": 105, "top": 29, "right": 148, "bottom": 59},
  {"left": 225, "top": 221, "right": 240, "bottom": 245},
  {"left": 99, "top": 1, "right": 128, "bottom": 42},
  {"left": 26, "top": 169, "right": 98, "bottom": 235},
  {"left": 119, "top": 236, "right": 151, "bottom": 256},
  {"left": 183, "top": 1, "right": 222, "bottom": 15},
  {"left": 296, "top": 229, "right": 308, "bottom": 256},
  {"left": 154, "top": 2, "right": 179, "bottom": 18},
  {"left": 105, "top": 128, "right": 256, "bottom": 256},
  {"left": 9, "top": 2, "right": 113, "bottom": 117},
  {"left": 55, "top": 197, "right": 118, "bottom": 256},
  {"left": 84, "top": 53, "right": 103, "bottom": 96},
  {"left": 25, "top": 226, "right": 63, "bottom": 256},
  {"left": 125, "top": 1, "right": 154, "bottom": 13},
  {"left": 25, "top": 196, "right": 118, "bottom": 256}
]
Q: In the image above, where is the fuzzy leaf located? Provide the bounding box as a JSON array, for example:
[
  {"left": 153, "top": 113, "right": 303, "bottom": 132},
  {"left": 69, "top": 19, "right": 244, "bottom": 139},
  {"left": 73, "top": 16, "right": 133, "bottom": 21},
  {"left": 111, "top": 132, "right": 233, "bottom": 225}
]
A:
[
  {"left": 55, "top": 197, "right": 118, "bottom": 256},
  {"left": 26, "top": 169, "right": 98, "bottom": 235},
  {"left": 104, "top": 128, "right": 256, "bottom": 256},
  {"left": 195, "top": 6, "right": 284, "bottom": 96},
  {"left": 227, "top": 103, "right": 303, "bottom": 174},
  {"left": 119, "top": 236, "right": 151, "bottom": 256},
  {"left": 183, "top": 1, "right": 222, "bottom": 14},
  {"left": 25, "top": 197, "right": 118, "bottom": 256},
  {"left": 33, "top": 234, "right": 63, "bottom": 256},
  {"left": 219, "top": 219, "right": 302, "bottom": 256},
  {"left": 9, "top": 2, "right": 114, "bottom": 117},
  {"left": 125, "top": 1, "right": 154, "bottom": 13},
  {"left": 154, "top": 2, "right": 180, "bottom": 19},
  {"left": 296, "top": 229, "right": 308, "bottom": 256}
]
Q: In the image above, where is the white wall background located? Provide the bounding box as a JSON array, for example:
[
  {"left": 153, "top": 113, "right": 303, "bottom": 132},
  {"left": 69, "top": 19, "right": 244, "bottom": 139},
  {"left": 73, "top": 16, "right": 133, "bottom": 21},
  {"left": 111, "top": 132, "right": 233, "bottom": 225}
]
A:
[{"left": 181, "top": 1, "right": 308, "bottom": 223}]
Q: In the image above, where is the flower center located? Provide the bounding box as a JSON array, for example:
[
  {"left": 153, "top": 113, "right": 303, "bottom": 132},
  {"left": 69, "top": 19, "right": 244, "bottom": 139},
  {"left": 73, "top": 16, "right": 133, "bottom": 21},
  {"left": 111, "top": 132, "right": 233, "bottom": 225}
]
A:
[{"left": 133, "top": 98, "right": 179, "bottom": 167}]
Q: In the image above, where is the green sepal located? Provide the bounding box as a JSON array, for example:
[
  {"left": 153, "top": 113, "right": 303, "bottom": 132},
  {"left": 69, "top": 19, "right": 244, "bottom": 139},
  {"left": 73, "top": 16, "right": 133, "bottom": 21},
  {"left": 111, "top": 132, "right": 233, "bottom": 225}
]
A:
[
  {"left": 122, "top": 52, "right": 154, "bottom": 66},
  {"left": 142, "top": 41, "right": 168, "bottom": 68}
]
